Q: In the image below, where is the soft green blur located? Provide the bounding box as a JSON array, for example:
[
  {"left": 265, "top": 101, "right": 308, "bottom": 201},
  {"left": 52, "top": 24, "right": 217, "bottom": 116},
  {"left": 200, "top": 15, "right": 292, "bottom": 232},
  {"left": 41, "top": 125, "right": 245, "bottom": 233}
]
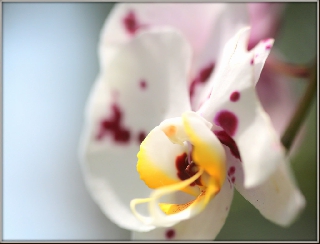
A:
[{"left": 216, "top": 3, "right": 317, "bottom": 241}]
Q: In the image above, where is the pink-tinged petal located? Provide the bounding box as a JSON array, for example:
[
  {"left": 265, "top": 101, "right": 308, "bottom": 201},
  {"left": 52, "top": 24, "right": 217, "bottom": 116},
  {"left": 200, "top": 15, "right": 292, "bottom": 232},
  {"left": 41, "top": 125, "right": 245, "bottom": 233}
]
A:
[
  {"left": 199, "top": 28, "right": 286, "bottom": 188},
  {"left": 226, "top": 149, "right": 305, "bottom": 226},
  {"left": 80, "top": 30, "right": 192, "bottom": 231},
  {"left": 256, "top": 64, "right": 296, "bottom": 135},
  {"left": 190, "top": 4, "right": 250, "bottom": 110},
  {"left": 131, "top": 178, "right": 234, "bottom": 240},
  {"left": 248, "top": 3, "right": 286, "bottom": 50},
  {"left": 101, "top": 3, "right": 225, "bottom": 58}
]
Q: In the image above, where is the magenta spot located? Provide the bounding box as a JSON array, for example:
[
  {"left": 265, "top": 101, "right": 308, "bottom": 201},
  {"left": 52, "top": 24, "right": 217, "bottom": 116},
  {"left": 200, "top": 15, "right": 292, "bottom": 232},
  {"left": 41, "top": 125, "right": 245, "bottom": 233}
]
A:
[
  {"left": 122, "top": 10, "right": 146, "bottom": 35},
  {"left": 96, "top": 103, "right": 131, "bottom": 144},
  {"left": 228, "top": 166, "right": 236, "bottom": 176},
  {"left": 230, "top": 91, "right": 240, "bottom": 102},
  {"left": 165, "top": 229, "right": 175, "bottom": 239},
  {"left": 199, "top": 63, "right": 215, "bottom": 82},
  {"left": 265, "top": 44, "right": 272, "bottom": 50},
  {"left": 175, "top": 153, "right": 201, "bottom": 186},
  {"left": 231, "top": 177, "right": 236, "bottom": 183},
  {"left": 214, "top": 130, "right": 241, "bottom": 160},
  {"left": 214, "top": 110, "right": 238, "bottom": 136},
  {"left": 189, "top": 62, "right": 215, "bottom": 98},
  {"left": 138, "top": 131, "right": 146, "bottom": 144},
  {"left": 139, "top": 79, "right": 147, "bottom": 90},
  {"left": 250, "top": 58, "right": 254, "bottom": 65}
]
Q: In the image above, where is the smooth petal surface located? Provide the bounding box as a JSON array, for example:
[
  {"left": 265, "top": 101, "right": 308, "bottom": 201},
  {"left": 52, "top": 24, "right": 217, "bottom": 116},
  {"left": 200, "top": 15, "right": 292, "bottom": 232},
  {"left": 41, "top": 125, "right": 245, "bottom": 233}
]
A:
[
  {"left": 199, "top": 28, "right": 286, "bottom": 188},
  {"left": 226, "top": 148, "right": 305, "bottom": 226},
  {"left": 80, "top": 30, "right": 192, "bottom": 231},
  {"left": 131, "top": 178, "right": 234, "bottom": 240},
  {"left": 100, "top": 3, "right": 225, "bottom": 58},
  {"left": 248, "top": 3, "right": 286, "bottom": 50},
  {"left": 190, "top": 4, "right": 249, "bottom": 110}
]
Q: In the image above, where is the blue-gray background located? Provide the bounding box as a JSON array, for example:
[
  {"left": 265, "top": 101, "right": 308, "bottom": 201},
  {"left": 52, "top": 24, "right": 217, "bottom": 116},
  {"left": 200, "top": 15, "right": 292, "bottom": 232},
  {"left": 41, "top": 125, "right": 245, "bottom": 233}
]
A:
[{"left": 2, "top": 3, "right": 317, "bottom": 241}]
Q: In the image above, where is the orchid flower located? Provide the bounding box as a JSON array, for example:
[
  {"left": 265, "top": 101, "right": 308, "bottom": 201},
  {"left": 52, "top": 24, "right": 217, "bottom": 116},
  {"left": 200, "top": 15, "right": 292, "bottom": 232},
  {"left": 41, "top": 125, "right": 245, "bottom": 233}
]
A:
[{"left": 79, "top": 3, "right": 305, "bottom": 240}]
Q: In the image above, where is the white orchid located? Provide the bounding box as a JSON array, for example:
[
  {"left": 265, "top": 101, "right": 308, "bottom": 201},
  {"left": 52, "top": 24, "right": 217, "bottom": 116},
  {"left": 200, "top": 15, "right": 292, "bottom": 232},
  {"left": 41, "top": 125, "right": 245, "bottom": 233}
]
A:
[{"left": 79, "top": 3, "right": 305, "bottom": 240}]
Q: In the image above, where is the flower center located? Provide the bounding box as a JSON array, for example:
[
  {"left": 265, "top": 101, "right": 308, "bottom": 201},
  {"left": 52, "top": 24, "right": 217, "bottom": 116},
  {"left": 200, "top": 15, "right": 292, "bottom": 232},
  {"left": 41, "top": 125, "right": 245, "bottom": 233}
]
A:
[{"left": 176, "top": 152, "right": 202, "bottom": 186}]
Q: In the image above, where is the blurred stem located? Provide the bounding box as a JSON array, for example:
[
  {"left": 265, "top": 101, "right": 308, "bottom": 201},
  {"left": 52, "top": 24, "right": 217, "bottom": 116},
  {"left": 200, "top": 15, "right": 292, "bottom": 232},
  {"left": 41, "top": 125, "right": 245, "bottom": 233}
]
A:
[
  {"left": 281, "top": 59, "right": 317, "bottom": 152},
  {"left": 267, "top": 56, "right": 311, "bottom": 78}
]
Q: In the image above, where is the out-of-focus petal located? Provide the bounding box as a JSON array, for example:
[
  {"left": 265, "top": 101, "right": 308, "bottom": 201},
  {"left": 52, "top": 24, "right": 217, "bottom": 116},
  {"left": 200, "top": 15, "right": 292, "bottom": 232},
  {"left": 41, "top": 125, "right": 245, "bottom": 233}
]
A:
[
  {"left": 131, "top": 177, "right": 234, "bottom": 240},
  {"left": 80, "top": 30, "right": 192, "bottom": 231},
  {"left": 199, "top": 28, "right": 286, "bottom": 188},
  {"left": 227, "top": 148, "right": 305, "bottom": 226},
  {"left": 248, "top": 3, "right": 286, "bottom": 50},
  {"left": 257, "top": 65, "right": 296, "bottom": 135},
  {"left": 100, "top": 3, "right": 225, "bottom": 58},
  {"left": 189, "top": 4, "right": 250, "bottom": 109}
]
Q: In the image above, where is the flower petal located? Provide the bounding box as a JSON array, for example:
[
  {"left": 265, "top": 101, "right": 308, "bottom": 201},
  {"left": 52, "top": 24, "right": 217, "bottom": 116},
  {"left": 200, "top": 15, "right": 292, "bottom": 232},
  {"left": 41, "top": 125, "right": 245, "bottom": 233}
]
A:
[
  {"left": 226, "top": 149, "right": 306, "bottom": 226},
  {"left": 137, "top": 125, "right": 199, "bottom": 196},
  {"left": 182, "top": 112, "right": 226, "bottom": 187},
  {"left": 80, "top": 30, "right": 192, "bottom": 231},
  {"left": 101, "top": 3, "right": 225, "bottom": 58},
  {"left": 190, "top": 4, "right": 250, "bottom": 109},
  {"left": 199, "top": 28, "right": 285, "bottom": 188},
  {"left": 248, "top": 3, "right": 286, "bottom": 50},
  {"left": 131, "top": 178, "right": 234, "bottom": 240}
]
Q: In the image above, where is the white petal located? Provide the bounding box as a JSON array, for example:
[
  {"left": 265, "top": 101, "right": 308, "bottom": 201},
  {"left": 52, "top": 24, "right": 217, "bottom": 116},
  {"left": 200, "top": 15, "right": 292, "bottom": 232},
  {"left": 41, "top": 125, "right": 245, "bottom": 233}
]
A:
[
  {"left": 199, "top": 28, "right": 285, "bottom": 188},
  {"left": 226, "top": 149, "right": 306, "bottom": 226},
  {"left": 101, "top": 3, "right": 225, "bottom": 57},
  {"left": 80, "top": 30, "right": 192, "bottom": 231},
  {"left": 131, "top": 179, "right": 234, "bottom": 240},
  {"left": 190, "top": 4, "right": 250, "bottom": 110}
]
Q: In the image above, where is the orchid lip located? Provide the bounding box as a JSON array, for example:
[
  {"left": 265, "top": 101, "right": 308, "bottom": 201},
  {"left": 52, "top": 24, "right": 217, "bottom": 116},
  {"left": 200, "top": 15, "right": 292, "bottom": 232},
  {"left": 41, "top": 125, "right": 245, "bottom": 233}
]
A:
[{"left": 130, "top": 111, "right": 226, "bottom": 227}]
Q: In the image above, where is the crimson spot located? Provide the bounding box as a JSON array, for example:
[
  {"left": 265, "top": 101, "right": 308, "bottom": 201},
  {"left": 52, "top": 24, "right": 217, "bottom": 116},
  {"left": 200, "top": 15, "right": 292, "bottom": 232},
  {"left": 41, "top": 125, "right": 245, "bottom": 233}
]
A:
[
  {"left": 122, "top": 10, "right": 146, "bottom": 35},
  {"left": 214, "top": 110, "right": 238, "bottom": 136},
  {"left": 189, "top": 62, "right": 215, "bottom": 98},
  {"left": 139, "top": 79, "right": 147, "bottom": 90},
  {"left": 138, "top": 131, "right": 146, "bottom": 144},
  {"left": 165, "top": 229, "right": 175, "bottom": 239},
  {"left": 230, "top": 91, "right": 240, "bottom": 102},
  {"left": 214, "top": 130, "right": 241, "bottom": 160},
  {"left": 96, "top": 103, "right": 131, "bottom": 144},
  {"left": 228, "top": 166, "right": 236, "bottom": 176}
]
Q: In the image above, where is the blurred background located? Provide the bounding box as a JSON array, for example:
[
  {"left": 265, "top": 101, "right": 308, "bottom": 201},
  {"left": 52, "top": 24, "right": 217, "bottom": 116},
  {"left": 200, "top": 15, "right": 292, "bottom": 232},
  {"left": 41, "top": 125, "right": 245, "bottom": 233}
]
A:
[{"left": 2, "top": 3, "right": 317, "bottom": 241}]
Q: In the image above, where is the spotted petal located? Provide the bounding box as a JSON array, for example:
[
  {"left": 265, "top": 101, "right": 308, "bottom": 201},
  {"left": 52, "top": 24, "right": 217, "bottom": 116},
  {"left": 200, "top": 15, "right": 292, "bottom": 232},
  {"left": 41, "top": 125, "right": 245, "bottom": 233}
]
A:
[
  {"left": 100, "top": 3, "right": 225, "bottom": 58},
  {"left": 80, "top": 29, "right": 192, "bottom": 231},
  {"left": 199, "top": 27, "right": 285, "bottom": 188}
]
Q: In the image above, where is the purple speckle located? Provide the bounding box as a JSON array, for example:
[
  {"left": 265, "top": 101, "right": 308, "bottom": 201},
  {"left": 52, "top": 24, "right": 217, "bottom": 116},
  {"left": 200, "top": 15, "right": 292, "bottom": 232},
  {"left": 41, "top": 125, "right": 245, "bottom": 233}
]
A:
[
  {"left": 231, "top": 177, "right": 236, "bottom": 183},
  {"left": 265, "top": 44, "right": 272, "bottom": 50},
  {"left": 122, "top": 10, "right": 147, "bottom": 35},
  {"left": 139, "top": 79, "right": 147, "bottom": 90},
  {"left": 165, "top": 229, "right": 175, "bottom": 239},
  {"left": 214, "top": 110, "right": 238, "bottom": 136},
  {"left": 250, "top": 58, "right": 254, "bottom": 65},
  {"left": 230, "top": 91, "right": 240, "bottom": 102}
]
